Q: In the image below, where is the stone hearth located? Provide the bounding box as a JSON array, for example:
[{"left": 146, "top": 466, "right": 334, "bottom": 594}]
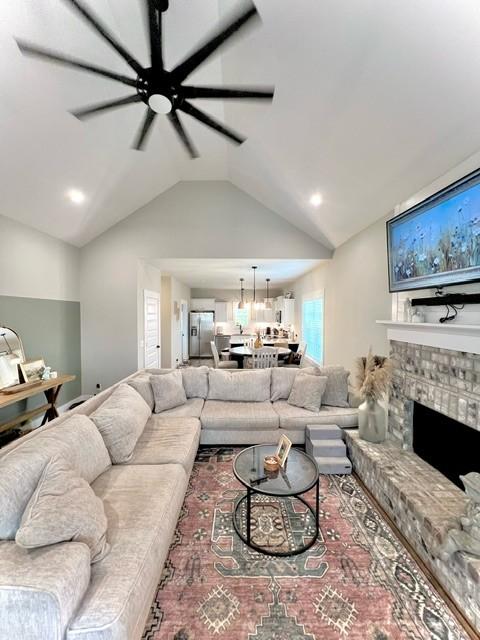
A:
[{"left": 347, "top": 339, "right": 480, "bottom": 633}]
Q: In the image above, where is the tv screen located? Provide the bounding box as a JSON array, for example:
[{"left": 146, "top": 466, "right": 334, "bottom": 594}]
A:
[{"left": 387, "top": 168, "right": 480, "bottom": 292}]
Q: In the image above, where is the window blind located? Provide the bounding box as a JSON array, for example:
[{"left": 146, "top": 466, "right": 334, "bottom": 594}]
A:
[{"left": 302, "top": 298, "right": 324, "bottom": 364}]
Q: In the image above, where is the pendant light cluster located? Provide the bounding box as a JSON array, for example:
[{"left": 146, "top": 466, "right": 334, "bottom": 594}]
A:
[{"left": 237, "top": 266, "right": 273, "bottom": 317}]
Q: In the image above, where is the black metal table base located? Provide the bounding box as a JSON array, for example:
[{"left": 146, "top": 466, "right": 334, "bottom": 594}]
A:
[{"left": 232, "top": 479, "right": 320, "bottom": 557}]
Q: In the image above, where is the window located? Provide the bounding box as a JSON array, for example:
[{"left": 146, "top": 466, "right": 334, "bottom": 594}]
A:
[
  {"left": 302, "top": 297, "right": 324, "bottom": 364},
  {"left": 235, "top": 307, "right": 249, "bottom": 326}
]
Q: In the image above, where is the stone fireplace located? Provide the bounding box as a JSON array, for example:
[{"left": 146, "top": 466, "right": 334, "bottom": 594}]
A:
[{"left": 346, "top": 339, "right": 480, "bottom": 633}]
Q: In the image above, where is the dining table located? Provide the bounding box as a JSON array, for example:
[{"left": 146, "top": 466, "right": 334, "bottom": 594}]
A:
[{"left": 229, "top": 345, "right": 291, "bottom": 368}]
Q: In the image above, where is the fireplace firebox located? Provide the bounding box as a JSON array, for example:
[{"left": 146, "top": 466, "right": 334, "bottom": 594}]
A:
[{"left": 413, "top": 402, "right": 480, "bottom": 489}]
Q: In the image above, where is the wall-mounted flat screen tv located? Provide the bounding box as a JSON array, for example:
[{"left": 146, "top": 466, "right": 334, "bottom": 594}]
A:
[{"left": 387, "top": 168, "right": 480, "bottom": 292}]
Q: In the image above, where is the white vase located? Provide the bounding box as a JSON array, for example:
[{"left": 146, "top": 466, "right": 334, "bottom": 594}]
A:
[{"left": 358, "top": 397, "right": 387, "bottom": 444}]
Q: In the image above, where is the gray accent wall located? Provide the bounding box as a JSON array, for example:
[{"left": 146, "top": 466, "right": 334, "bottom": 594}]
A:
[{"left": 0, "top": 296, "right": 81, "bottom": 424}]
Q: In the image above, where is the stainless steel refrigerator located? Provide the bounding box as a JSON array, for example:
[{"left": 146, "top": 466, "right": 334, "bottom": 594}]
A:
[{"left": 189, "top": 311, "right": 215, "bottom": 358}]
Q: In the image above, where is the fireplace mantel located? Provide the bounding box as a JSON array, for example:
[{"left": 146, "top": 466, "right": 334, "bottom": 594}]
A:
[{"left": 377, "top": 320, "right": 480, "bottom": 355}]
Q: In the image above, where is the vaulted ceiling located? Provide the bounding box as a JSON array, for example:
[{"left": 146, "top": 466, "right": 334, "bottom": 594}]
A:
[{"left": 2, "top": 0, "right": 480, "bottom": 248}]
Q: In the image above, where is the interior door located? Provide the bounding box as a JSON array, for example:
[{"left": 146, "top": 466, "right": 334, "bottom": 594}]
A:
[{"left": 144, "top": 290, "right": 160, "bottom": 368}]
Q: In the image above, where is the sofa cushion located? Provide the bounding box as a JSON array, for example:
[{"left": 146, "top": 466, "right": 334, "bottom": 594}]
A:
[
  {"left": 273, "top": 400, "right": 358, "bottom": 429},
  {"left": 127, "top": 416, "right": 200, "bottom": 473},
  {"left": 288, "top": 375, "right": 328, "bottom": 412},
  {"left": 0, "top": 414, "right": 111, "bottom": 540},
  {"left": 16, "top": 456, "right": 109, "bottom": 564},
  {"left": 208, "top": 369, "right": 271, "bottom": 402},
  {"left": 160, "top": 397, "right": 204, "bottom": 419},
  {"left": 201, "top": 400, "right": 279, "bottom": 431},
  {"left": 91, "top": 384, "right": 151, "bottom": 464},
  {"left": 0, "top": 541, "right": 91, "bottom": 640},
  {"left": 127, "top": 375, "right": 154, "bottom": 411},
  {"left": 151, "top": 370, "right": 187, "bottom": 413},
  {"left": 182, "top": 366, "right": 209, "bottom": 399},
  {"left": 318, "top": 366, "right": 350, "bottom": 408},
  {"left": 270, "top": 366, "right": 319, "bottom": 401},
  {"left": 67, "top": 464, "right": 187, "bottom": 640}
]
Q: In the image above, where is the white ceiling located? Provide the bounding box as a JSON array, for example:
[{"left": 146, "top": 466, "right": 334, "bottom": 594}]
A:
[
  {"left": 151, "top": 258, "right": 323, "bottom": 289},
  {"left": 2, "top": 1, "right": 480, "bottom": 248}
]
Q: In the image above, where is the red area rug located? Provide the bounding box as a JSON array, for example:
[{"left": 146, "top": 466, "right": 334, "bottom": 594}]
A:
[{"left": 142, "top": 448, "right": 468, "bottom": 640}]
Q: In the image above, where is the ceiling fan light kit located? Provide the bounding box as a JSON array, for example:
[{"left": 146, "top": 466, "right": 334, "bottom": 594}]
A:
[{"left": 16, "top": 0, "right": 274, "bottom": 157}]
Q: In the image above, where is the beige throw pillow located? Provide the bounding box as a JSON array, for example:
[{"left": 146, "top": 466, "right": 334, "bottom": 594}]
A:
[
  {"left": 287, "top": 375, "right": 328, "bottom": 412},
  {"left": 318, "top": 366, "right": 350, "bottom": 407},
  {"left": 91, "top": 384, "right": 151, "bottom": 463},
  {"left": 16, "top": 456, "right": 109, "bottom": 564},
  {"left": 270, "top": 366, "right": 319, "bottom": 401},
  {"left": 151, "top": 370, "right": 187, "bottom": 413},
  {"left": 127, "top": 375, "right": 155, "bottom": 411}
]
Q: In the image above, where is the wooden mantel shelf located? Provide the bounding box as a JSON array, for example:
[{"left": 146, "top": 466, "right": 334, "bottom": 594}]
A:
[{"left": 376, "top": 320, "right": 480, "bottom": 355}]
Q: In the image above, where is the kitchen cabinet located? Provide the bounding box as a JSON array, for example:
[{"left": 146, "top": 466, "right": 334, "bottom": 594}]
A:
[
  {"left": 272, "top": 297, "right": 295, "bottom": 326},
  {"left": 215, "top": 301, "right": 228, "bottom": 323},
  {"left": 191, "top": 298, "right": 215, "bottom": 311}
]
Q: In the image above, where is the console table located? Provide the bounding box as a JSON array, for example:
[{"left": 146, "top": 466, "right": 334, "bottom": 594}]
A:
[{"left": 0, "top": 374, "right": 76, "bottom": 436}]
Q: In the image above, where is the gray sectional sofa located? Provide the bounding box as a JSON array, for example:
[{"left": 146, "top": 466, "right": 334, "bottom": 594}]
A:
[{"left": 0, "top": 365, "right": 357, "bottom": 640}]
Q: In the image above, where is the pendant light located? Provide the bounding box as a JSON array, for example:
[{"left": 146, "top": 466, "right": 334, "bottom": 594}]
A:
[
  {"left": 238, "top": 278, "right": 245, "bottom": 309},
  {"left": 264, "top": 278, "right": 272, "bottom": 310}
]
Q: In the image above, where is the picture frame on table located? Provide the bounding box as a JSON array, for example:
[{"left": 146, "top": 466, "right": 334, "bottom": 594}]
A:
[
  {"left": 19, "top": 359, "right": 45, "bottom": 383},
  {"left": 275, "top": 434, "right": 292, "bottom": 468}
]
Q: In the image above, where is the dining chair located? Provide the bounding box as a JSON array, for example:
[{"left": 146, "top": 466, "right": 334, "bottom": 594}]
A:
[
  {"left": 210, "top": 341, "right": 238, "bottom": 369},
  {"left": 250, "top": 347, "right": 279, "bottom": 369},
  {"left": 284, "top": 342, "right": 307, "bottom": 368}
]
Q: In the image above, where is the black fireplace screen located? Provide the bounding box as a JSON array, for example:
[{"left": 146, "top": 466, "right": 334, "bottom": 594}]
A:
[{"left": 413, "top": 402, "right": 480, "bottom": 489}]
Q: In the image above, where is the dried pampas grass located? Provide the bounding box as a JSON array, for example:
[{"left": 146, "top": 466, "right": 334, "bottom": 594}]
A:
[{"left": 355, "top": 349, "right": 392, "bottom": 402}]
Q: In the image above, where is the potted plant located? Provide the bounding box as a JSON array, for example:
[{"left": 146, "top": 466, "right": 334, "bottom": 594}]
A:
[{"left": 354, "top": 350, "right": 392, "bottom": 443}]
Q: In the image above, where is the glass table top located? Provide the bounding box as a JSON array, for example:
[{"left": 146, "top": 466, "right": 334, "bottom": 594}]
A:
[{"left": 233, "top": 444, "right": 319, "bottom": 496}]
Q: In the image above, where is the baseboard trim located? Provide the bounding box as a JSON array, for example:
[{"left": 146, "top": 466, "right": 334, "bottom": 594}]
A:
[{"left": 353, "top": 471, "right": 479, "bottom": 640}]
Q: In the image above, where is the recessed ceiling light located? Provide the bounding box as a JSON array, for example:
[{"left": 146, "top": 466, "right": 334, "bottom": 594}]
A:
[
  {"left": 310, "top": 192, "right": 323, "bottom": 207},
  {"left": 67, "top": 189, "right": 86, "bottom": 205}
]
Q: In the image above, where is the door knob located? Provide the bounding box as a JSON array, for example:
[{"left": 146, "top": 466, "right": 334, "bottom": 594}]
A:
[{"left": 156, "top": 345, "right": 160, "bottom": 349}]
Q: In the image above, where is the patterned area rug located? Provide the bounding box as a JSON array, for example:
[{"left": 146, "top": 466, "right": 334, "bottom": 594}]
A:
[{"left": 142, "top": 448, "right": 469, "bottom": 640}]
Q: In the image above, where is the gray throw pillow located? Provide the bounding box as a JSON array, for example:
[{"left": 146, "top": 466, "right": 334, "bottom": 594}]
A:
[
  {"left": 288, "top": 375, "right": 328, "bottom": 412},
  {"left": 16, "top": 456, "right": 110, "bottom": 564},
  {"left": 270, "top": 366, "right": 319, "bottom": 401},
  {"left": 127, "top": 375, "right": 154, "bottom": 411},
  {"left": 318, "top": 366, "right": 350, "bottom": 407},
  {"left": 91, "top": 384, "right": 151, "bottom": 463},
  {"left": 151, "top": 370, "right": 187, "bottom": 413}
]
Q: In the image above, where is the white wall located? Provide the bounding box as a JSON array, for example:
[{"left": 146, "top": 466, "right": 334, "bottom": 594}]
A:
[
  {"left": 0, "top": 214, "right": 80, "bottom": 301},
  {"left": 293, "top": 218, "right": 390, "bottom": 371},
  {"left": 80, "top": 181, "right": 329, "bottom": 392},
  {"left": 171, "top": 276, "right": 190, "bottom": 367}
]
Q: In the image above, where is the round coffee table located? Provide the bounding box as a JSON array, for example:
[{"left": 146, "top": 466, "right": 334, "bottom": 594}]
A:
[{"left": 233, "top": 444, "right": 320, "bottom": 556}]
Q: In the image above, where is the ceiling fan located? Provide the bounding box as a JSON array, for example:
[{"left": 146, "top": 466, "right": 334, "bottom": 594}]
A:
[{"left": 16, "top": 0, "right": 274, "bottom": 157}]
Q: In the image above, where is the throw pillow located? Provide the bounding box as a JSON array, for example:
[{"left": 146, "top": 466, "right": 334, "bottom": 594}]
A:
[
  {"left": 127, "top": 375, "right": 155, "bottom": 411},
  {"left": 151, "top": 370, "right": 187, "bottom": 413},
  {"left": 181, "top": 366, "right": 209, "bottom": 399},
  {"left": 318, "top": 366, "right": 350, "bottom": 407},
  {"left": 91, "top": 384, "right": 151, "bottom": 463},
  {"left": 270, "top": 366, "right": 319, "bottom": 401},
  {"left": 16, "top": 456, "right": 109, "bottom": 564},
  {"left": 288, "top": 375, "right": 328, "bottom": 412}
]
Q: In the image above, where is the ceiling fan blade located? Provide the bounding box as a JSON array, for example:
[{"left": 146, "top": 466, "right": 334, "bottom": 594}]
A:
[
  {"left": 145, "top": 1, "right": 163, "bottom": 69},
  {"left": 16, "top": 40, "right": 137, "bottom": 87},
  {"left": 63, "top": 0, "right": 144, "bottom": 75},
  {"left": 181, "top": 85, "right": 274, "bottom": 100},
  {"left": 71, "top": 94, "right": 142, "bottom": 120},
  {"left": 171, "top": 0, "right": 259, "bottom": 83},
  {"left": 167, "top": 110, "right": 199, "bottom": 158},
  {"left": 179, "top": 101, "right": 245, "bottom": 145},
  {"left": 132, "top": 108, "right": 157, "bottom": 150}
]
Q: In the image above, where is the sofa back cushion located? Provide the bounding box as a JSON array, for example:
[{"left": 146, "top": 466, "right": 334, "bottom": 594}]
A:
[
  {"left": 91, "top": 384, "right": 151, "bottom": 464},
  {"left": 270, "top": 366, "right": 319, "bottom": 401},
  {"left": 0, "top": 414, "right": 111, "bottom": 540},
  {"left": 181, "top": 366, "right": 209, "bottom": 399},
  {"left": 208, "top": 369, "right": 271, "bottom": 402}
]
